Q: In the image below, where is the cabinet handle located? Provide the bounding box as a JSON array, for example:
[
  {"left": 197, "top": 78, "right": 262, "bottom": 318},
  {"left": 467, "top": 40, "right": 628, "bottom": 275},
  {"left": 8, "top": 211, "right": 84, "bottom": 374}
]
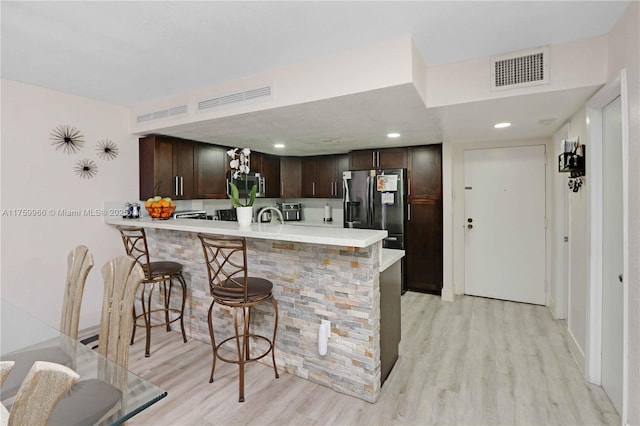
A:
[
  {"left": 377, "top": 151, "right": 380, "bottom": 167},
  {"left": 174, "top": 176, "right": 179, "bottom": 196},
  {"left": 408, "top": 178, "right": 411, "bottom": 196},
  {"left": 408, "top": 204, "right": 411, "bottom": 221},
  {"left": 281, "top": 181, "right": 284, "bottom": 196},
  {"left": 180, "top": 176, "right": 184, "bottom": 196},
  {"left": 312, "top": 181, "right": 315, "bottom": 196},
  {"left": 372, "top": 152, "right": 376, "bottom": 168}
]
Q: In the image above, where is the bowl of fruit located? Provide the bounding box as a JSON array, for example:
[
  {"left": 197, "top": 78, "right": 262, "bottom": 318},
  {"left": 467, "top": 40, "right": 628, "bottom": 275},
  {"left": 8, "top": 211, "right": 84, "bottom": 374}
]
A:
[{"left": 144, "top": 196, "right": 176, "bottom": 220}]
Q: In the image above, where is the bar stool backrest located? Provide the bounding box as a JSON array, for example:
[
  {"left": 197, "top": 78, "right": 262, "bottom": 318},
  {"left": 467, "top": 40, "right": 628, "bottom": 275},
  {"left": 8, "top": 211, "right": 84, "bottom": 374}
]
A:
[
  {"left": 198, "top": 235, "right": 249, "bottom": 301},
  {"left": 116, "top": 226, "right": 152, "bottom": 279}
]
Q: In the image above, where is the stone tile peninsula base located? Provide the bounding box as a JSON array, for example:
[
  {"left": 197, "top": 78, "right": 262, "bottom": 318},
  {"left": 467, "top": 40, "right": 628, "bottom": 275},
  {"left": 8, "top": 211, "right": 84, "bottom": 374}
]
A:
[{"left": 144, "top": 228, "right": 382, "bottom": 403}]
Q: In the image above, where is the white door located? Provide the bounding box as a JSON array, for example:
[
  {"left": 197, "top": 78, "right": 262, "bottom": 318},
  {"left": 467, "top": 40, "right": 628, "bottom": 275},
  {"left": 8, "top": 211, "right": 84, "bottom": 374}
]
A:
[
  {"left": 464, "top": 145, "right": 546, "bottom": 304},
  {"left": 601, "top": 95, "right": 623, "bottom": 414}
]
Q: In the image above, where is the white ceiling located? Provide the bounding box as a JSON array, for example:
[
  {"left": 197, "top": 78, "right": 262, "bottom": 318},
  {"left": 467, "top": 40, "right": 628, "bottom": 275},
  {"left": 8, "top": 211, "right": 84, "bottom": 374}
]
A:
[{"left": 1, "top": 1, "right": 630, "bottom": 155}]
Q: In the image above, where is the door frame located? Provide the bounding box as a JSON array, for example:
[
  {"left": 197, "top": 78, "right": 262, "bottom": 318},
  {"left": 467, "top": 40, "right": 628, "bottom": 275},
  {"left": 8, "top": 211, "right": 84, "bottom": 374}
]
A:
[{"left": 585, "top": 69, "right": 629, "bottom": 421}]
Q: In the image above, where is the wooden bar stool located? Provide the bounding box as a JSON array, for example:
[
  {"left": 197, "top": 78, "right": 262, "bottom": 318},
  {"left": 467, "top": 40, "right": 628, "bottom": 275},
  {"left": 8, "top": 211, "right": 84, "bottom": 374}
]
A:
[
  {"left": 116, "top": 225, "right": 187, "bottom": 357},
  {"left": 197, "top": 234, "right": 279, "bottom": 402}
]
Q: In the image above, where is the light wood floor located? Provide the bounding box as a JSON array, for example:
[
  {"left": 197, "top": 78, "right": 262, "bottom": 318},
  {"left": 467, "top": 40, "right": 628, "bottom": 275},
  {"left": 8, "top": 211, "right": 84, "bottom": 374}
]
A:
[{"left": 126, "top": 292, "right": 620, "bottom": 425}]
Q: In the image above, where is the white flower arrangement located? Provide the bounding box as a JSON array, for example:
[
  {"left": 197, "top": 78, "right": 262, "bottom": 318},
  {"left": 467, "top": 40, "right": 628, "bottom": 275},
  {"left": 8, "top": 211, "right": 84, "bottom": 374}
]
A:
[{"left": 227, "top": 147, "right": 256, "bottom": 207}]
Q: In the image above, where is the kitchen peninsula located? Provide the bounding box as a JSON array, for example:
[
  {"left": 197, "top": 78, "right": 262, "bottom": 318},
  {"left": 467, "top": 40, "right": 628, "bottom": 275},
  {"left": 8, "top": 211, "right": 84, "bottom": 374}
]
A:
[{"left": 105, "top": 216, "right": 404, "bottom": 403}]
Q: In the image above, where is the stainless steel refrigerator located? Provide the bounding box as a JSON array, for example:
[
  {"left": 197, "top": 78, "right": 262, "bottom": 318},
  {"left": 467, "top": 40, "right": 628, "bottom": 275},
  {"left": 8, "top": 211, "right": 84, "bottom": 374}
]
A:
[
  {"left": 343, "top": 168, "right": 407, "bottom": 285},
  {"left": 343, "top": 168, "right": 407, "bottom": 246}
]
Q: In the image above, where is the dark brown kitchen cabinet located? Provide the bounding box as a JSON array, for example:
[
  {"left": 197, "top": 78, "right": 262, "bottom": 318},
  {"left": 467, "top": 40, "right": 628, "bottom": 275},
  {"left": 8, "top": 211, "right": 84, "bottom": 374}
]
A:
[
  {"left": 407, "top": 200, "right": 443, "bottom": 294},
  {"left": 195, "top": 143, "right": 228, "bottom": 199},
  {"left": 349, "top": 148, "right": 407, "bottom": 170},
  {"left": 302, "top": 154, "right": 347, "bottom": 198},
  {"left": 280, "top": 157, "right": 302, "bottom": 198},
  {"left": 405, "top": 143, "right": 442, "bottom": 294},
  {"left": 408, "top": 144, "right": 442, "bottom": 200},
  {"left": 250, "top": 152, "right": 281, "bottom": 198},
  {"left": 139, "top": 135, "right": 195, "bottom": 200}
]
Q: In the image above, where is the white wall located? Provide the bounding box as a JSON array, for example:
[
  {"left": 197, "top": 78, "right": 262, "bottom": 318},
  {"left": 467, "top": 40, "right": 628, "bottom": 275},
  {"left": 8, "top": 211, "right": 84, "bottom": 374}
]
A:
[
  {"left": 0, "top": 79, "right": 138, "bottom": 329},
  {"left": 606, "top": 2, "right": 640, "bottom": 424}
]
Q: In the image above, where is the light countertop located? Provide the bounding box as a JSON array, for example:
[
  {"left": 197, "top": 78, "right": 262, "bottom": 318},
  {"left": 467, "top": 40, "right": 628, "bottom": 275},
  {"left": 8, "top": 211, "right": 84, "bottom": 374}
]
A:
[
  {"left": 106, "top": 216, "right": 387, "bottom": 248},
  {"left": 380, "top": 249, "right": 405, "bottom": 272}
]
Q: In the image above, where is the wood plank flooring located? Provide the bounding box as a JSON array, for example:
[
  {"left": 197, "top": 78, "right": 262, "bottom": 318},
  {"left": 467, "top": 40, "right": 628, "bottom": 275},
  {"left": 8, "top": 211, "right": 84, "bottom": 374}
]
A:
[{"left": 125, "top": 292, "right": 620, "bottom": 425}]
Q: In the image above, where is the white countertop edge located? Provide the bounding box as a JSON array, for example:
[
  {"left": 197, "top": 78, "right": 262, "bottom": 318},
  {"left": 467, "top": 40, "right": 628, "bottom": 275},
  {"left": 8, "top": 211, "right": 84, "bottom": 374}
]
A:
[
  {"left": 105, "top": 217, "right": 387, "bottom": 248},
  {"left": 380, "top": 248, "right": 405, "bottom": 272}
]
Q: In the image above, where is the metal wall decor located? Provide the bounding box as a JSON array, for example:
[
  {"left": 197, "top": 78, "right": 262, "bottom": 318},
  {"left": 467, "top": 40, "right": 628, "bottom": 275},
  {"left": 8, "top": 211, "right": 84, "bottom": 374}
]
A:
[
  {"left": 96, "top": 139, "right": 119, "bottom": 160},
  {"left": 50, "top": 124, "right": 85, "bottom": 154},
  {"left": 74, "top": 158, "right": 98, "bottom": 179}
]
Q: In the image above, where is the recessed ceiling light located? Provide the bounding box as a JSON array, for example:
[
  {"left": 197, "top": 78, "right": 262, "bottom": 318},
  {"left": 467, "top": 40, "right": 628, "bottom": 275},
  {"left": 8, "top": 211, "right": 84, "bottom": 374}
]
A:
[
  {"left": 274, "top": 143, "right": 285, "bottom": 148},
  {"left": 387, "top": 133, "right": 401, "bottom": 138},
  {"left": 494, "top": 122, "right": 511, "bottom": 129}
]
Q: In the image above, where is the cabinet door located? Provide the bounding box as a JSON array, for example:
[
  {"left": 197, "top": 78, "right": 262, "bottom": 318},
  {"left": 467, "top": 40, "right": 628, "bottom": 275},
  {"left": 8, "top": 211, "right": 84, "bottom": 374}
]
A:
[
  {"left": 195, "top": 143, "right": 227, "bottom": 199},
  {"left": 259, "top": 153, "right": 281, "bottom": 198},
  {"left": 378, "top": 148, "right": 407, "bottom": 169},
  {"left": 139, "top": 135, "right": 194, "bottom": 200},
  {"left": 334, "top": 154, "right": 349, "bottom": 198},
  {"left": 408, "top": 144, "right": 442, "bottom": 200},
  {"left": 301, "top": 157, "right": 317, "bottom": 197},
  {"left": 406, "top": 200, "right": 443, "bottom": 294},
  {"left": 174, "top": 141, "right": 195, "bottom": 199},
  {"left": 280, "top": 157, "right": 302, "bottom": 198},
  {"left": 349, "top": 150, "right": 375, "bottom": 170},
  {"left": 314, "top": 156, "right": 336, "bottom": 198}
]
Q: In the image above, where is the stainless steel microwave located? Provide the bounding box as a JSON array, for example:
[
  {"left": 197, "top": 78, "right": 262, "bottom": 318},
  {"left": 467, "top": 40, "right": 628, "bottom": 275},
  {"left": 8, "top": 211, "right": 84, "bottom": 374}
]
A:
[{"left": 227, "top": 171, "right": 265, "bottom": 199}]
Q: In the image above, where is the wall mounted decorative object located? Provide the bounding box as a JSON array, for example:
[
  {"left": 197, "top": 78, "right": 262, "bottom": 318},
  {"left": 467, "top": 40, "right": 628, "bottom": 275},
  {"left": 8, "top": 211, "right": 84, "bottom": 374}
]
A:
[
  {"left": 96, "top": 139, "right": 118, "bottom": 160},
  {"left": 74, "top": 158, "right": 98, "bottom": 179},
  {"left": 558, "top": 137, "right": 585, "bottom": 178},
  {"left": 50, "top": 124, "right": 85, "bottom": 154}
]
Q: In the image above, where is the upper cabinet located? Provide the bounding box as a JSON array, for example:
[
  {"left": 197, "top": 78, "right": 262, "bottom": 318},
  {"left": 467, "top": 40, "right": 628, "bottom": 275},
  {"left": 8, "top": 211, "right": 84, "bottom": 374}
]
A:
[
  {"left": 280, "top": 157, "right": 302, "bottom": 198},
  {"left": 302, "top": 154, "right": 348, "bottom": 198},
  {"left": 408, "top": 144, "right": 442, "bottom": 200},
  {"left": 349, "top": 148, "right": 407, "bottom": 170},
  {"left": 250, "top": 152, "right": 281, "bottom": 198},
  {"left": 139, "top": 135, "right": 195, "bottom": 200},
  {"left": 195, "top": 143, "right": 228, "bottom": 199}
]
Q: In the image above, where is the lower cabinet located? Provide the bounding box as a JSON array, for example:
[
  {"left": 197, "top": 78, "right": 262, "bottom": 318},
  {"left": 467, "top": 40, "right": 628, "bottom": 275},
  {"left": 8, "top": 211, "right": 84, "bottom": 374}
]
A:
[
  {"left": 380, "top": 259, "right": 401, "bottom": 385},
  {"left": 406, "top": 199, "right": 443, "bottom": 294}
]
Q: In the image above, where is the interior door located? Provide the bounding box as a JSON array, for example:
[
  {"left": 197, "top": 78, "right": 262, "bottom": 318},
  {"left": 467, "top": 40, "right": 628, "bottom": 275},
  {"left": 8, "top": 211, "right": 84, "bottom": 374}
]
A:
[
  {"left": 464, "top": 145, "right": 546, "bottom": 304},
  {"left": 601, "top": 95, "right": 623, "bottom": 414}
]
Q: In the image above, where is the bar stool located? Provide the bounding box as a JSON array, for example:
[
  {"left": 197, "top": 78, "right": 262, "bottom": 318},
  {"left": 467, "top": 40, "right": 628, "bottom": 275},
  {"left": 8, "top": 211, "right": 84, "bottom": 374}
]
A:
[
  {"left": 116, "top": 225, "right": 187, "bottom": 357},
  {"left": 197, "top": 233, "right": 279, "bottom": 402}
]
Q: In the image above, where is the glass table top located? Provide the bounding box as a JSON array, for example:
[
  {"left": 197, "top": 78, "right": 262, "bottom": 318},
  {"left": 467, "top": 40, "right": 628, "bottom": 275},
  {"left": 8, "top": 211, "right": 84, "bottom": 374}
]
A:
[{"left": 1, "top": 298, "right": 167, "bottom": 425}]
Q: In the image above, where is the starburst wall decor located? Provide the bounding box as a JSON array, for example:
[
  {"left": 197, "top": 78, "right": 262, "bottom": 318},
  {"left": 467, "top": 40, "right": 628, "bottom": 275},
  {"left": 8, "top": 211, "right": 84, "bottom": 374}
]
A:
[
  {"left": 74, "top": 158, "right": 98, "bottom": 179},
  {"left": 50, "top": 124, "right": 85, "bottom": 154},
  {"left": 96, "top": 139, "right": 119, "bottom": 160}
]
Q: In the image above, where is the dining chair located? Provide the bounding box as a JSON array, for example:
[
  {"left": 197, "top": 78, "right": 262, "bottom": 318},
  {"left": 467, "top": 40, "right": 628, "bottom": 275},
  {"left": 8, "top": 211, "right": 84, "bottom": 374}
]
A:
[
  {"left": 3, "top": 361, "right": 79, "bottom": 426},
  {"left": 116, "top": 225, "right": 188, "bottom": 357},
  {"left": 198, "top": 234, "right": 279, "bottom": 402},
  {"left": 0, "top": 245, "right": 93, "bottom": 399},
  {"left": 48, "top": 255, "right": 144, "bottom": 426}
]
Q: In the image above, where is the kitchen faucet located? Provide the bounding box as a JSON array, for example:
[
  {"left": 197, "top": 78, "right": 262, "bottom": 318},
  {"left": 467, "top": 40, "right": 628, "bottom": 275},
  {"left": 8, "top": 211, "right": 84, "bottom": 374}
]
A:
[{"left": 257, "top": 206, "right": 284, "bottom": 224}]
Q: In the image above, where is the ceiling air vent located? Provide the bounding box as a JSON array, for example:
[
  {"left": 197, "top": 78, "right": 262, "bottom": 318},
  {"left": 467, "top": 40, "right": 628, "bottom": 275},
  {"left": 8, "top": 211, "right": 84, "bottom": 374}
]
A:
[
  {"left": 491, "top": 47, "right": 549, "bottom": 91},
  {"left": 198, "top": 85, "right": 273, "bottom": 111},
  {"left": 136, "top": 105, "right": 187, "bottom": 123}
]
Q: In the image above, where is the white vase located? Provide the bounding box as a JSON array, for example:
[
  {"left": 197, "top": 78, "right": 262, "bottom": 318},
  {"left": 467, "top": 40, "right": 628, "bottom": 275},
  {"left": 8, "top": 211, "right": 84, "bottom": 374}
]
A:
[{"left": 236, "top": 206, "right": 253, "bottom": 227}]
